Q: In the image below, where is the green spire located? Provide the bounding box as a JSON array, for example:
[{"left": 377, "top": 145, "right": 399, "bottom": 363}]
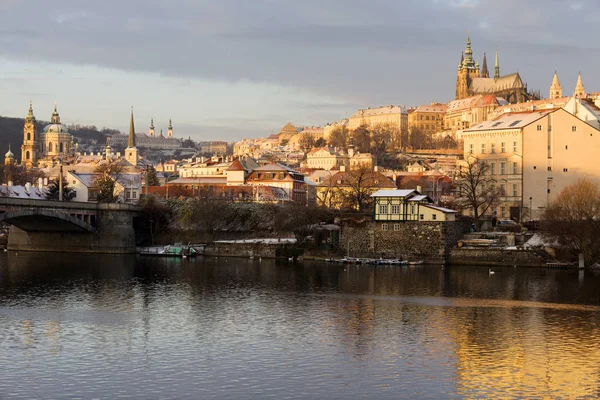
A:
[
  {"left": 26, "top": 101, "right": 35, "bottom": 120},
  {"left": 168, "top": 118, "right": 173, "bottom": 130},
  {"left": 51, "top": 101, "right": 60, "bottom": 124},
  {"left": 494, "top": 49, "right": 500, "bottom": 80},
  {"left": 150, "top": 118, "right": 154, "bottom": 129},
  {"left": 128, "top": 106, "right": 136, "bottom": 148}
]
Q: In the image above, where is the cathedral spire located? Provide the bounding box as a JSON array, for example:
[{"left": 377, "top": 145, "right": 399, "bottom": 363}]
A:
[
  {"left": 549, "top": 70, "right": 562, "bottom": 99},
  {"left": 494, "top": 49, "right": 500, "bottom": 80},
  {"left": 574, "top": 71, "right": 585, "bottom": 98},
  {"left": 128, "top": 106, "right": 136, "bottom": 148},
  {"left": 481, "top": 52, "right": 489, "bottom": 78}
]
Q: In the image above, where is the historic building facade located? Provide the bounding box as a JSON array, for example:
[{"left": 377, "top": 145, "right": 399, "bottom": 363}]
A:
[{"left": 455, "top": 34, "right": 540, "bottom": 103}]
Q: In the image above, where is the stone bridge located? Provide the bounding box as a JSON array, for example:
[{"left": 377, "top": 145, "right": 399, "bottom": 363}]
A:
[{"left": 0, "top": 198, "right": 141, "bottom": 253}]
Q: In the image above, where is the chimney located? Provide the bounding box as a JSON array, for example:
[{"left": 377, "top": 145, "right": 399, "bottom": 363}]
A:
[
  {"left": 8, "top": 181, "right": 12, "bottom": 187},
  {"left": 38, "top": 177, "right": 43, "bottom": 189},
  {"left": 44, "top": 177, "right": 48, "bottom": 186},
  {"left": 25, "top": 182, "right": 31, "bottom": 192},
  {"left": 417, "top": 185, "right": 422, "bottom": 194}
]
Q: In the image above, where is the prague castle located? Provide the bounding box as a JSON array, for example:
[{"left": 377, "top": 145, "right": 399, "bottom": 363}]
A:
[{"left": 455, "top": 33, "right": 540, "bottom": 103}]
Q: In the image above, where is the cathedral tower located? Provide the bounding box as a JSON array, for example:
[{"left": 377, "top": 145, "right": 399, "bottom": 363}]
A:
[
  {"left": 21, "top": 101, "right": 38, "bottom": 168},
  {"left": 149, "top": 118, "right": 155, "bottom": 137},
  {"left": 167, "top": 119, "right": 173, "bottom": 138},
  {"left": 494, "top": 50, "right": 500, "bottom": 80},
  {"left": 455, "top": 32, "right": 480, "bottom": 100},
  {"left": 574, "top": 72, "right": 585, "bottom": 98},
  {"left": 549, "top": 71, "right": 562, "bottom": 99},
  {"left": 125, "top": 107, "right": 139, "bottom": 166}
]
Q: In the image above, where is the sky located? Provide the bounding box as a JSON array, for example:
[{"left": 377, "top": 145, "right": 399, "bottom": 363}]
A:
[{"left": 0, "top": 0, "right": 597, "bottom": 141}]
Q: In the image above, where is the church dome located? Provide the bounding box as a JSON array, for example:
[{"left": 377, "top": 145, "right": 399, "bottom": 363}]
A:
[
  {"left": 42, "top": 123, "right": 69, "bottom": 134},
  {"left": 5, "top": 149, "right": 14, "bottom": 158}
]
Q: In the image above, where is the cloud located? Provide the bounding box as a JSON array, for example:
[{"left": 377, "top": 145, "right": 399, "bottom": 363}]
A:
[{"left": 0, "top": 0, "right": 598, "bottom": 139}]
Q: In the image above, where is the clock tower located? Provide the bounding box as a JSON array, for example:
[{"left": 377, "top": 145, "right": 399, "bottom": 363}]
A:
[{"left": 21, "top": 101, "right": 38, "bottom": 168}]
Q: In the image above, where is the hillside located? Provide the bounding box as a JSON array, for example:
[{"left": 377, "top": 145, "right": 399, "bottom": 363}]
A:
[{"left": 0, "top": 115, "right": 122, "bottom": 157}]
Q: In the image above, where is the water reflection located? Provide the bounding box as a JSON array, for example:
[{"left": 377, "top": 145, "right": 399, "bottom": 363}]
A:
[{"left": 0, "top": 254, "right": 599, "bottom": 398}]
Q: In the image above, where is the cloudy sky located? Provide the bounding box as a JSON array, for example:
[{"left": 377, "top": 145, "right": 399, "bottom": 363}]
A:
[{"left": 0, "top": 0, "right": 596, "bottom": 140}]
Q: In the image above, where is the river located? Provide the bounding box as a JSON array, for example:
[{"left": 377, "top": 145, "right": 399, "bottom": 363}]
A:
[{"left": 1, "top": 253, "right": 600, "bottom": 399}]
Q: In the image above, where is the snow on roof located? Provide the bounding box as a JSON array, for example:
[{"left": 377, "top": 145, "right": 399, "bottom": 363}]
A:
[
  {"left": 422, "top": 204, "right": 458, "bottom": 213},
  {"left": 407, "top": 195, "right": 430, "bottom": 202},
  {"left": 371, "top": 189, "right": 417, "bottom": 198},
  {"left": 464, "top": 110, "right": 555, "bottom": 132}
]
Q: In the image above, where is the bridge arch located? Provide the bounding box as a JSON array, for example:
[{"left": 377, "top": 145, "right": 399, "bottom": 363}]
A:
[{"left": 0, "top": 209, "right": 94, "bottom": 233}]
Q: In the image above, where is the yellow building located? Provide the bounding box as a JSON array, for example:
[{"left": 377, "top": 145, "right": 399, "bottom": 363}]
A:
[
  {"left": 347, "top": 105, "right": 408, "bottom": 148},
  {"left": 462, "top": 108, "right": 600, "bottom": 220},
  {"left": 306, "top": 147, "right": 347, "bottom": 170},
  {"left": 278, "top": 122, "right": 299, "bottom": 145},
  {"left": 372, "top": 189, "right": 457, "bottom": 222},
  {"left": 445, "top": 95, "right": 507, "bottom": 134},
  {"left": 408, "top": 103, "right": 447, "bottom": 135}
]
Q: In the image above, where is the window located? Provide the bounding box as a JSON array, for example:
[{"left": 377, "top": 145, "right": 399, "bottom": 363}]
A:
[
  {"left": 59, "top": 142, "right": 64, "bottom": 153},
  {"left": 565, "top": 145, "right": 568, "bottom": 150},
  {"left": 513, "top": 162, "right": 518, "bottom": 174},
  {"left": 481, "top": 143, "right": 486, "bottom": 153},
  {"left": 382, "top": 223, "right": 388, "bottom": 231},
  {"left": 490, "top": 163, "right": 496, "bottom": 175},
  {"left": 491, "top": 143, "right": 496, "bottom": 154},
  {"left": 499, "top": 184, "right": 506, "bottom": 195},
  {"left": 533, "top": 166, "right": 537, "bottom": 170},
  {"left": 513, "top": 141, "right": 517, "bottom": 152},
  {"left": 547, "top": 188, "right": 551, "bottom": 194},
  {"left": 26, "top": 151, "right": 30, "bottom": 160},
  {"left": 49, "top": 142, "right": 53, "bottom": 152},
  {"left": 132, "top": 192, "right": 137, "bottom": 198},
  {"left": 563, "top": 168, "right": 569, "bottom": 172},
  {"left": 537, "top": 125, "right": 542, "bottom": 131},
  {"left": 27, "top": 132, "right": 30, "bottom": 141},
  {"left": 501, "top": 206, "right": 506, "bottom": 217},
  {"left": 500, "top": 162, "right": 506, "bottom": 175},
  {"left": 72, "top": 180, "right": 76, "bottom": 185},
  {"left": 469, "top": 144, "right": 474, "bottom": 154},
  {"left": 391, "top": 205, "right": 400, "bottom": 214},
  {"left": 512, "top": 184, "right": 518, "bottom": 197},
  {"left": 420, "top": 214, "right": 424, "bottom": 220},
  {"left": 432, "top": 214, "right": 437, "bottom": 220},
  {"left": 410, "top": 205, "right": 415, "bottom": 214},
  {"left": 393, "top": 224, "right": 400, "bottom": 231},
  {"left": 547, "top": 166, "right": 552, "bottom": 171},
  {"left": 379, "top": 205, "right": 388, "bottom": 214},
  {"left": 572, "top": 126, "right": 577, "bottom": 132},
  {"left": 501, "top": 142, "right": 505, "bottom": 153}
]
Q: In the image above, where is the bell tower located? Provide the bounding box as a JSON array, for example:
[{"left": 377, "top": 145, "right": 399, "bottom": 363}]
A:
[
  {"left": 455, "top": 32, "right": 480, "bottom": 100},
  {"left": 21, "top": 101, "right": 38, "bottom": 168},
  {"left": 125, "top": 107, "right": 139, "bottom": 166},
  {"left": 167, "top": 118, "right": 173, "bottom": 138},
  {"left": 149, "top": 118, "right": 155, "bottom": 137},
  {"left": 549, "top": 71, "right": 562, "bottom": 99}
]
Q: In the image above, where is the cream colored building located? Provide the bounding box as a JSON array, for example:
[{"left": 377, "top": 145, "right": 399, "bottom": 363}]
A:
[
  {"left": 408, "top": 103, "right": 447, "bottom": 135},
  {"left": 306, "top": 147, "right": 347, "bottom": 170},
  {"left": 445, "top": 95, "right": 507, "bottom": 135},
  {"left": 347, "top": 105, "right": 408, "bottom": 148},
  {"left": 462, "top": 108, "right": 600, "bottom": 221},
  {"left": 372, "top": 189, "right": 457, "bottom": 222}
]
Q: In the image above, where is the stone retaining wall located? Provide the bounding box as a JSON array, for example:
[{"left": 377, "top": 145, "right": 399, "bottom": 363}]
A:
[
  {"left": 340, "top": 220, "right": 465, "bottom": 262},
  {"left": 449, "top": 248, "right": 543, "bottom": 267}
]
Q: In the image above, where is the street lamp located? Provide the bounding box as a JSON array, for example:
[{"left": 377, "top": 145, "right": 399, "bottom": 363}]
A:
[{"left": 529, "top": 196, "right": 533, "bottom": 222}]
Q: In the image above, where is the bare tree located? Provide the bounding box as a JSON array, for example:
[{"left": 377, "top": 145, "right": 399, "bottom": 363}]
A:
[
  {"left": 352, "top": 124, "right": 371, "bottom": 153},
  {"left": 94, "top": 161, "right": 125, "bottom": 203},
  {"left": 328, "top": 126, "right": 349, "bottom": 148},
  {"left": 336, "top": 164, "right": 388, "bottom": 212},
  {"left": 298, "top": 132, "right": 315, "bottom": 153},
  {"left": 542, "top": 179, "right": 600, "bottom": 267},
  {"left": 455, "top": 156, "right": 499, "bottom": 230}
]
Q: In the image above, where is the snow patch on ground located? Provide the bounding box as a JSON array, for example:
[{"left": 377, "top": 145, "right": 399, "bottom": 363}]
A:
[{"left": 214, "top": 238, "right": 297, "bottom": 244}]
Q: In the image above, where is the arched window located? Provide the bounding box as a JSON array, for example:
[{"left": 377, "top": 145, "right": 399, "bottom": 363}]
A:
[
  {"left": 59, "top": 142, "right": 64, "bottom": 153},
  {"left": 27, "top": 132, "right": 31, "bottom": 141},
  {"left": 49, "top": 142, "right": 53, "bottom": 152},
  {"left": 26, "top": 151, "right": 30, "bottom": 160}
]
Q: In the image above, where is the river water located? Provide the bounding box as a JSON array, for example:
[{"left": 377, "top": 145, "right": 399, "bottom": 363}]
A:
[{"left": 1, "top": 253, "right": 600, "bottom": 399}]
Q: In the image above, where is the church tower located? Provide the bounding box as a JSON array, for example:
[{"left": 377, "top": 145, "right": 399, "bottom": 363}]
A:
[
  {"left": 149, "top": 118, "right": 155, "bottom": 137},
  {"left": 167, "top": 119, "right": 173, "bottom": 138},
  {"left": 549, "top": 71, "right": 562, "bottom": 99},
  {"left": 21, "top": 101, "right": 38, "bottom": 168},
  {"left": 125, "top": 107, "right": 139, "bottom": 166},
  {"left": 481, "top": 53, "right": 489, "bottom": 78},
  {"left": 455, "top": 32, "right": 480, "bottom": 100},
  {"left": 5, "top": 145, "right": 15, "bottom": 166},
  {"left": 574, "top": 72, "right": 585, "bottom": 98}
]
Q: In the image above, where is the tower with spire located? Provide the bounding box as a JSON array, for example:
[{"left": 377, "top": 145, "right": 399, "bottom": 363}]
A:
[
  {"left": 21, "top": 101, "right": 38, "bottom": 168},
  {"left": 574, "top": 72, "right": 585, "bottom": 98},
  {"left": 549, "top": 71, "right": 563, "bottom": 99},
  {"left": 494, "top": 50, "right": 500, "bottom": 80},
  {"left": 5, "top": 144, "right": 15, "bottom": 166},
  {"left": 455, "top": 31, "right": 481, "bottom": 100},
  {"left": 481, "top": 53, "right": 489, "bottom": 78},
  {"left": 125, "top": 107, "right": 139, "bottom": 166},
  {"left": 167, "top": 119, "right": 173, "bottom": 138},
  {"left": 149, "top": 118, "right": 155, "bottom": 137}
]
